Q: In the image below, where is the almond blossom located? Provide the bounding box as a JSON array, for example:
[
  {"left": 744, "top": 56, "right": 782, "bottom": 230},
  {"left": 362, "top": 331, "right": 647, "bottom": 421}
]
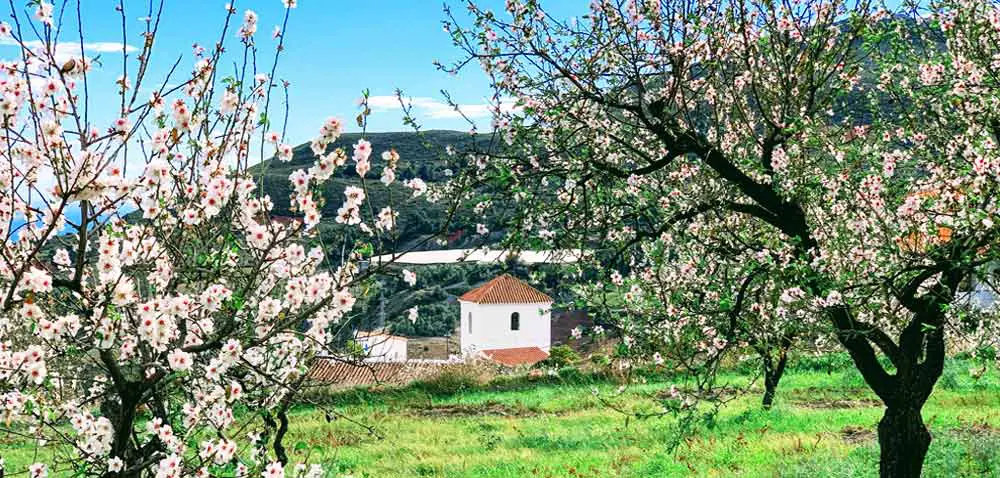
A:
[
  {"left": 0, "top": 4, "right": 439, "bottom": 477},
  {"left": 447, "top": 0, "right": 1000, "bottom": 474}
]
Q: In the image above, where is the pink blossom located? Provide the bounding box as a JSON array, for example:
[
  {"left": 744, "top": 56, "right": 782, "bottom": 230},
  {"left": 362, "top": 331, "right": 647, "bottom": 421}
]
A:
[{"left": 402, "top": 269, "right": 416, "bottom": 286}]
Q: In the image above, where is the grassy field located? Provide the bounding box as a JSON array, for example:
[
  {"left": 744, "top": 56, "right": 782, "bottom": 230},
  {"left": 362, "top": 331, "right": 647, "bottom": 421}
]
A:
[
  {"left": 3, "top": 359, "right": 998, "bottom": 477},
  {"left": 275, "top": 359, "right": 1000, "bottom": 478}
]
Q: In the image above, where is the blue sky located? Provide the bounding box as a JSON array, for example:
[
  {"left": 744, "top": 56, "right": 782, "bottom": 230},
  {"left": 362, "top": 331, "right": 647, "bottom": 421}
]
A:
[{"left": 2, "top": 0, "right": 555, "bottom": 145}]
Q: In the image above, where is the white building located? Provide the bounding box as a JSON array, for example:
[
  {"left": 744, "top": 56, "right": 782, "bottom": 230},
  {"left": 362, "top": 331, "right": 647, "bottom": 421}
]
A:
[
  {"left": 960, "top": 262, "right": 1000, "bottom": 312},
  {"left": 355, "top": 331, "right": 408, "bottom": 362},
  {"left": 458, "top": 274, "right": 553, "bottom": 366}
]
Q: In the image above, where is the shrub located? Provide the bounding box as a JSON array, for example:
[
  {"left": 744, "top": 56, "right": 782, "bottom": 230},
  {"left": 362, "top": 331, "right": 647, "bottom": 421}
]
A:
[
  {"left": 475, "top": 423, "right": 504, "bottom": 450},
  {"left": 590, "top": 353, "right": 611, "bottom": 367},
  {"left": 343, "top": 340, "right": 366, "bottom": 360},
  {"left": 788, "top": 352, "right": 855, "bottom": 374},
  {"left": 939, "top": 366, "right": 961, "bottom": 391},
  {"left": 413, "top": 363, "right": 493, "bottom": 395},
  {"left": 557, "top": 366, "right": 583, "bottom": 382},
  {"left": 541, "top": 345, "right": 581, "bottom": 368},
  {"left": 954, "top": 346, "right": 997, "bottom": 362}
]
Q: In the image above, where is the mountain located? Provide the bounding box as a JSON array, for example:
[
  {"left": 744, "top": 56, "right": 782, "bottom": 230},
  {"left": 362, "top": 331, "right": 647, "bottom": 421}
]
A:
[
  {"left": 250, "top": 130, "right": 539, "bottom": 337},
  {"left": 250, "top": 130, "right": 484, "bottom": 253}
]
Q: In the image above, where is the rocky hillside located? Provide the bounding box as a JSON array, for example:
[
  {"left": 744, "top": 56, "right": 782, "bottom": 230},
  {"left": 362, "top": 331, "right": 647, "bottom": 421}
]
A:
[{"left": 251, "top": 130, "right": 484, "bottom": 253}]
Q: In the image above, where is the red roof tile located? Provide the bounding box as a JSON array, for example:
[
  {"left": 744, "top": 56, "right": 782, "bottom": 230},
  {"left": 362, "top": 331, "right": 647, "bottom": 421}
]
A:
[
  {"left": 481, "top": 347, "right": 549, "bottom": 367},
  {"left": 307, "top": 359, "right": 442, "bottom": 387},
  {"left": 459, "top": 274, "right": 553, "bottom": 304}
]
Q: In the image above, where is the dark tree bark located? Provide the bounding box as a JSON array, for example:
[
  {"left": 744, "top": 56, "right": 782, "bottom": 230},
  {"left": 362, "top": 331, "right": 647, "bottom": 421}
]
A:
[
  {"left": 456, "top": 15, "right": 968, "bottom": 473},
  {"left": 107, "top": 388, "right": 140, "bottom": 478},
  {"left": 274, "top": 407, "right": 290, "bottom": 465},
  {"left": 761, "top": 371, "right": 779, "bottom": 410},
  {"left": 755, "top": 334, "right": 792, "bottom": 410},
  {"left": 878, "top": 405, "right": 932, "bottom": 478},
  {"left": 262, "top": 399, "right": 292, "bottom": 465},
  {"left": 100, "top": 351, "right": 167, "bottom": 478},
  {"left": 269, "top": 372, "right": 309, "bottom": 465},
  {"left": 873, "top": 309, "right": 944, "bottom": 478},
  {"left": 721, "top": 268, "right": 793, "bottom": 410},
  {"left": 760, "top": 345, "right": 789, "bottom": 410},
  {"left": 835, "top": 329, "right": 938, "bottom": 478},
  {"left": 692, "top": 137, "right": 959, "bottom": 475},
  {"left": 829, "top": 272, "right": 955, "bottom": 478}
]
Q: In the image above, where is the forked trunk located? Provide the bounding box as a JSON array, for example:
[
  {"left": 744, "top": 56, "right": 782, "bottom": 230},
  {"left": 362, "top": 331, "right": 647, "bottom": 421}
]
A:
[
  {"left": 761, "top": 358, "right": 785, "bottom": 410},
  {"left": 106, "top": 391, "right": 140, "bottom": 478},
  {"left": 827, "top": 297, "right": 952, "bottom": 478},
  {"left": 759, "top": 339, "right": 790, "bottom": 410},
  {"left": 877, "top": 406, "right": 931, "bottom": 478}
]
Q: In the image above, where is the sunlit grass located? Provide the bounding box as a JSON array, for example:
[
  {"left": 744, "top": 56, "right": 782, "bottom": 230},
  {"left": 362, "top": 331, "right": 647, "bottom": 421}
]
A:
[
  {"left": 3, "top": 361, "right": 999, "bottom": 477},
  {"left": 278, "top": 364, "right": 1000, "bottom": 477}
]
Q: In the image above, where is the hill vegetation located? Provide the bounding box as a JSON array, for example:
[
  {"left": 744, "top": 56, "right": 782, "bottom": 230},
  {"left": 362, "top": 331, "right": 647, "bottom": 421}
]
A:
[
  {"left": 251, "top": 130, "right": 483, "bottom": 254},
  {"left": 252, "top": 130, "right": 585, "bottom": 338}
]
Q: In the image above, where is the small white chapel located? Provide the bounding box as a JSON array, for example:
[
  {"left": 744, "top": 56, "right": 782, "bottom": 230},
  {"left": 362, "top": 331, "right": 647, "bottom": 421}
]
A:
[{"left": 457, "top": 274, "right": 554, "bottom": 366}]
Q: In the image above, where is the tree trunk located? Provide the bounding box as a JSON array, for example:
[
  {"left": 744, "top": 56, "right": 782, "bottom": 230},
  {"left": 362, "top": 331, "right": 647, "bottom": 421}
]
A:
[
  {"left": 877, "top": 406, "right": 931, "bottom": 478},
  {"left": 761, "top": 358, "right": 786, "bottom": 410},
  {"left": 759, "top": 339, "right": 790, "bottom": 410},
  {"left": 107, "top": 391, "right": 140, "bottom": 478},
  {"left": 826, "top": 300, "right": 949, "bottom": 478},
  {"left": 274, "top": 407, "right": 290, "bottom": 465},
  {"left": 262, "top": 408, "right": 290, "bottom": 466},
  {"left": 761, "top": 373, "right": 779, "bottom": 410}
]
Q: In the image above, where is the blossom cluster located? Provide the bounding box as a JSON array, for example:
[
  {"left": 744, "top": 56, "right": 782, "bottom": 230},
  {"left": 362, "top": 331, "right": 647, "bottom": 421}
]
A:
[
  {"left": 441, "top": 0, "right": 1000, "bottom": 404},
  {"left": 0, "top": 3, "right": 431, "bottom": 477}
]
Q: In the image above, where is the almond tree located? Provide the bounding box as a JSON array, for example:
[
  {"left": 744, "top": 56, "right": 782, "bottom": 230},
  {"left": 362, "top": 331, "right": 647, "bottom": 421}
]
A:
[
  {"left": 444, "top": 0, "right": 1000, "bottom": 476},
  {"left": 0, "top": 1, "right": 440, "bottom": 477},
  {"left": 595, "top": 240, "right": 819, "bottom": 409}
]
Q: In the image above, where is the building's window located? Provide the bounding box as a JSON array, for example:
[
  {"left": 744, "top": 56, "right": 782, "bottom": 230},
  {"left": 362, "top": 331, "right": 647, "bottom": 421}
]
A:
[
  {"left": 511, "top": 312, "right": 520, "bottom": 331},
  {"left": 468, "top": 312, "right": 472, "bottom": 333}
]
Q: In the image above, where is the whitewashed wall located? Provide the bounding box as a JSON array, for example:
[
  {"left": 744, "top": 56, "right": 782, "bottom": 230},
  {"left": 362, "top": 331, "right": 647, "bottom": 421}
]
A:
[
  {"left": 358, "top": 335, "right": 408, "bottom": 362},
  {"left": 960, "top": 262, "right": 1000, "bottom": 312},
  {"left": 459, "top": 301, "right": 552, "bottom": 355}
]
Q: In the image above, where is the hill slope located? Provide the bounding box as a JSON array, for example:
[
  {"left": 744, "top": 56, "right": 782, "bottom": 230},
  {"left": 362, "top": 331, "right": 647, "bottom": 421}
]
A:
[{"left": 252, "top": 130, "right": 481, "bottom": 253}]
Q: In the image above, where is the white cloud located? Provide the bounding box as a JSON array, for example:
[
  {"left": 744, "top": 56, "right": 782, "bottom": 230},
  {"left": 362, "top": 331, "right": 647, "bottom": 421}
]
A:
[
  {"left": 368, "top": 95, "right": 520, "bottom": 120},
  {"left": 68, "top": 41, "right": 139, "bottom": 53},
  {"left": 0, "top": 38, "right": 138, "bottom": 56},
  {"left": 0, "top": 38, "right": 138, "bottom": 75}
]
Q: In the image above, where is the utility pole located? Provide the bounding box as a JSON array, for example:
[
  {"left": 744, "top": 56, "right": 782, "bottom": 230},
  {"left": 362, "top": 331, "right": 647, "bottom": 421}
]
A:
[{"left": 377, "top": 283, "right": 386, "bottom": 330}]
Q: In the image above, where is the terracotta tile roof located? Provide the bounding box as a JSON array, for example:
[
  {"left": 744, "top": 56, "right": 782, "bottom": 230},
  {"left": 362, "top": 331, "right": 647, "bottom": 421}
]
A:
[
  {"left": 459, "top": 274, "right": 553, "bottom": 304},
  {"left": 307, "top": 359, "right": 442, "bottom": 387},
  {"left": 897, "top": 226, "right": 953, "bottom": 253},
  {"left": 481, "top": 347, "right": 549, "bottom": 367}
]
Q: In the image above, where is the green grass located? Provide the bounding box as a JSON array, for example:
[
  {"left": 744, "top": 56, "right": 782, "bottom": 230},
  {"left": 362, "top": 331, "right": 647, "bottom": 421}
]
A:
[
  {"left": 278, "top": 362, "right": 1000, "bottom": 477},
  {"left": 3, "top": 361, "right": 999, "bottom": 477}
]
